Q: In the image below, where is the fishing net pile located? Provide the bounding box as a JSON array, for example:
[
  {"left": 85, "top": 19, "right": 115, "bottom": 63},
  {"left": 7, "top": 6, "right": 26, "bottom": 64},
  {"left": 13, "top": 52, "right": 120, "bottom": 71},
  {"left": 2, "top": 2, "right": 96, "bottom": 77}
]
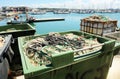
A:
[{"left": 23, "top": 32, "right": 102, "bottom": 66}]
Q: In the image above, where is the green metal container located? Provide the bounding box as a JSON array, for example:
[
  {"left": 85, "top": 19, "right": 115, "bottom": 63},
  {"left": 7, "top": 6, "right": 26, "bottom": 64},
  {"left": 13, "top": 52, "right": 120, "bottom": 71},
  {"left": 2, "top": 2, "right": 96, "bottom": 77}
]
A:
[
  {"left": 18, "top": 31, "right": 115, "bottom": 79},
  {"left": 0, "top": 23, "right": 36, "bottom": 59},
  {"left": 0, "top": 35, "right": 12, "bottom": 79},
  {"left": 0, "top": 23, "right": 36, "bottom": 38},
  {"left": 105, "top": 32, "right": 120, "bottom": 55}
]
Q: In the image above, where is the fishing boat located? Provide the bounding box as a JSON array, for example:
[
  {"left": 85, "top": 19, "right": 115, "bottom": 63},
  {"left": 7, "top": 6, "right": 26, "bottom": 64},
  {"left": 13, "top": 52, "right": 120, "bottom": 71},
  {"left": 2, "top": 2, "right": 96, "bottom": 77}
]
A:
[{"left": 53, "top": 10, "right": 71, "bottom": 14}]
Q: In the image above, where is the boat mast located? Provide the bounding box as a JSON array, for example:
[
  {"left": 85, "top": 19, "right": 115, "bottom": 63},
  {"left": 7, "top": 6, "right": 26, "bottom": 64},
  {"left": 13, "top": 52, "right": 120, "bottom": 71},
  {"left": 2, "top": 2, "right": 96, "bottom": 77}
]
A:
[{"left": 25, "top": 7, "right": 29, "bottom": 20}]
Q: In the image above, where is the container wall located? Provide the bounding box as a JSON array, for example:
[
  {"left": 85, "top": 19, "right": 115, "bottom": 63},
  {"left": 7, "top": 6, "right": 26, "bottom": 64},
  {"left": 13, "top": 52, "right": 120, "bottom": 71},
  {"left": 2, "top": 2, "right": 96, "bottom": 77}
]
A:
[
  {"left": 28, "top": 51, "right": 114, "bottom": 79},
  {"left": 0, "top": 58, "right": 9, "bottom": 79}
]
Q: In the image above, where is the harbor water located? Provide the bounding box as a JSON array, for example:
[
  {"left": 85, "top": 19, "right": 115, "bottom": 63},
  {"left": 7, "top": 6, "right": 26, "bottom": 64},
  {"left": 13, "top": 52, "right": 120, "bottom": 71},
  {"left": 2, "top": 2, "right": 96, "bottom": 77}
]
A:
[{"left": 0, "top": 12, "right": 120, "bottom": 34}]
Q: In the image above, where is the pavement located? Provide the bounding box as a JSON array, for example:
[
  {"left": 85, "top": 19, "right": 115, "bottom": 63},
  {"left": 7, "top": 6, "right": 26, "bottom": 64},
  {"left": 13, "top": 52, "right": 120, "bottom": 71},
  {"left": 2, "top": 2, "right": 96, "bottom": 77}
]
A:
[{"left": 107, "top": 54, "right": 120, "bottom": 79}]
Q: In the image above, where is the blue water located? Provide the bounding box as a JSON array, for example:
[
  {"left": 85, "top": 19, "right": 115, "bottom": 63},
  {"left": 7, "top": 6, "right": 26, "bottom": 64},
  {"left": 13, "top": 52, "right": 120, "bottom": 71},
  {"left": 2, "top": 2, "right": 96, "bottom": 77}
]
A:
[{"left": 0, "top": 12, "right": 120, "bottom": 34}]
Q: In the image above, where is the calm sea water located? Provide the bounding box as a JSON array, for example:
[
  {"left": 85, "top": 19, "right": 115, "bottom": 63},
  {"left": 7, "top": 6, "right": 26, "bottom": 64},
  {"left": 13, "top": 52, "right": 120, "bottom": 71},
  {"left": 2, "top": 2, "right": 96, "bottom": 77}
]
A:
[{"left": 0, "top": 12, "right": 120, "bottom": 34}]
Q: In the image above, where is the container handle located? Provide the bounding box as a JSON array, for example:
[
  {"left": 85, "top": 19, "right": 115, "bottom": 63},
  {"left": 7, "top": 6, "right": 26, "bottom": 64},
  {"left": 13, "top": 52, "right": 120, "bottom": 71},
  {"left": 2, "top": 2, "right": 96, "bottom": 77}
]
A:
[{"left": 74, "top": 43, "right": 104, "bottom": 52}]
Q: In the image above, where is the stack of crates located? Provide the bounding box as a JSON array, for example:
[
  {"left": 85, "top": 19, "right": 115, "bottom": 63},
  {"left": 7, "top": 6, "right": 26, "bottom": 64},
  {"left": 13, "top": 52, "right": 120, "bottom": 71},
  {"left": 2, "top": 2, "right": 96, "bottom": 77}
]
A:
[{"left": 80, "top": 15, "right": 117, "bottom": 36}]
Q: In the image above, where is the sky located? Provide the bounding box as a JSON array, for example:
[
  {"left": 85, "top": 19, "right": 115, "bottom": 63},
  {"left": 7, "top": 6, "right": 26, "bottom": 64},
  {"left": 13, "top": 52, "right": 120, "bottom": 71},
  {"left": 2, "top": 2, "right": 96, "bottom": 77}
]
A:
[{"left": 0, "top": 0, "right": 120, "bottom": 9}]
